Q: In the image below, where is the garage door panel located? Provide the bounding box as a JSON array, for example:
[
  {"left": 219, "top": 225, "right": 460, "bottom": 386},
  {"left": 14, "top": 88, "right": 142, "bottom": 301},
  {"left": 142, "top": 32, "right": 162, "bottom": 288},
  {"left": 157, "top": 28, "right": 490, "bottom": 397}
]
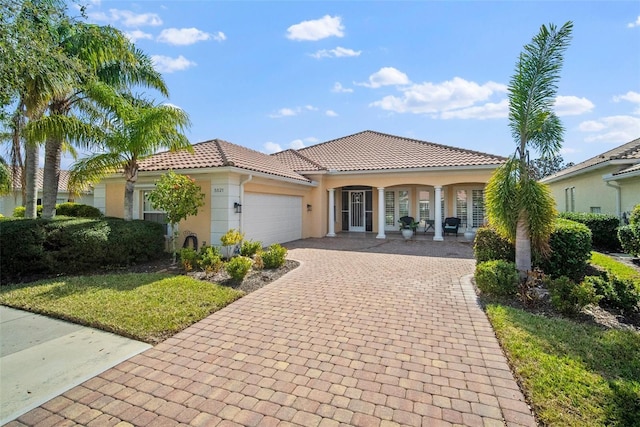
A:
[{"left": 243, "top": 194, "right": 302, "bottom": 246}]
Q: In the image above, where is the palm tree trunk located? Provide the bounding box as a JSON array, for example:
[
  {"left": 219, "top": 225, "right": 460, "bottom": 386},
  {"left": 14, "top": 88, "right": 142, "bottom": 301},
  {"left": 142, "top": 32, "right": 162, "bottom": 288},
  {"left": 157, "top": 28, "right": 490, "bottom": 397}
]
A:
[
  {"left": 124, "top": 179, "right": 135, "bottom": 221},
  {"left": 41, "top": 137, "right": 62, "bottom": 219},
  {"left": 515, "top": 210, "right": 532, "bottom": 279},
  {"left": 24, "top": 143, "right": 38, "bottom": 219}
]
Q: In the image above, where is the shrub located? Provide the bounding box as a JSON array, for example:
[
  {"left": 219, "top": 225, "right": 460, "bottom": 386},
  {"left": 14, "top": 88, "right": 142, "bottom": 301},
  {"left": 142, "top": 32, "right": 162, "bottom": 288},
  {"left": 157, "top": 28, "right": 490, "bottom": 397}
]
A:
[
  {"left": 220, "top": 228, "right": 244, "bottom": 246},
  {"left": 586, "top": 273, "right": 640, "bottom": 313},
  {"left": 240, "top": 240, "right": 262, "bottom": 258},
  {"left": 262, "top": 243, "right": 287, "bottom": 269},
  {"left": 474, "top": 227, "right": 515, "bottom": 263},
  {"left": 199, "top": 246, "right": 223, "bottom": 274},
  {"left": 225, "top": 256, "right": 253, "bottom": 281},
  {"left": 475, "top": 260, "right": 519, "bottom": 296},
  {"left": 629, "top": 204, "right": 640, "bottom": 225},
  {"left": 179, "top": 248, "right": 199, "bottom": 272},
  {"left": 13, "top": 205, "right": 42, "bottom": 217},
  {"left": 618, "top": 224, "right": 640, "bottom": 257},
  {"left": 558, "top": 212, "right": 620, "bottom": 251},
  {"left": 252, "top": 252, "right": 264, "bottom": 270},
  {"left": 0, "top": 217, "right": 165, "bottom": 283},
  {"left": 55, "top": 202, "right": 102, "bottom": 218},
  {"left": 548, "top": 276, "right": 601, "bottom": 315},
  {"left": 535, "top": 218, "right": 592, "bottom": 281}
]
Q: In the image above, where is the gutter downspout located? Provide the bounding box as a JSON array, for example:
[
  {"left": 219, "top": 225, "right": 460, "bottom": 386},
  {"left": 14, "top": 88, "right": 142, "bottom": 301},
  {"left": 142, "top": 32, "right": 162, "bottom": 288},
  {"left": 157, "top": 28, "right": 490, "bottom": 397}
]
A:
[
  {"left": 239, "top": 175, "right": 253, "bottom": 232},
  {"left": 604, "top": 174, "right": 621, "bottom": 218}
]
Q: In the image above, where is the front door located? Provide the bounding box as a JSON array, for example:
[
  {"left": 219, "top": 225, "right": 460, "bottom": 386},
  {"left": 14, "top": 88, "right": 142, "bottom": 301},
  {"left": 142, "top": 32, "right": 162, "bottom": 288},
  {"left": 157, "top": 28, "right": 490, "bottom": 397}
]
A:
[{"left": 349, "top": 191, "right": 366, "bottom": 232}]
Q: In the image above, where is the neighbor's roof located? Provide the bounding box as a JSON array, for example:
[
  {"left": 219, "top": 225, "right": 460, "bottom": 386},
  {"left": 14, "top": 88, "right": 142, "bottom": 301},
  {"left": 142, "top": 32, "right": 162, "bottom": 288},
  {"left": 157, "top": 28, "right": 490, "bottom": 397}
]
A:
[
  {"left": 283, "top": 130, "right": 505, "bottom": 172},
  {"left": 541, "top": 137, "right": 640, "bottom": 182},
  {"left": 138, "top": 139, "right": 310, "bottom": 182},
  {"left": 10, "top": 168, "right": 72, "bottom": 192}
]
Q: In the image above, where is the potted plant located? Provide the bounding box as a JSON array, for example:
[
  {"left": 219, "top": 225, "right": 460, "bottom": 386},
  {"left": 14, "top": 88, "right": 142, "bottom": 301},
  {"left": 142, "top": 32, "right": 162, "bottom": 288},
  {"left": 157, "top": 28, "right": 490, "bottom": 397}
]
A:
[
  {"left": 398, "top": 218, "right": 419, "bottom": 240},
  {"left": 220, "top": 228, "right": 244, "bottom": 259}
]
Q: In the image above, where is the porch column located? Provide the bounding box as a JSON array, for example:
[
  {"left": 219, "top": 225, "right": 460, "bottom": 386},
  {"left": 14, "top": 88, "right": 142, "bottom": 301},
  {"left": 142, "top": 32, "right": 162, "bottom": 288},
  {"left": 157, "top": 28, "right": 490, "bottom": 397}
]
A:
[
  {"left": 433, "top": 185, "right": 444, "bottom": 241},
  {"left": 327, "top": 188, "right": 336, "bottom": 237},
  {"left": 376, "top": 187, "right": 386, "bottom": 239}
]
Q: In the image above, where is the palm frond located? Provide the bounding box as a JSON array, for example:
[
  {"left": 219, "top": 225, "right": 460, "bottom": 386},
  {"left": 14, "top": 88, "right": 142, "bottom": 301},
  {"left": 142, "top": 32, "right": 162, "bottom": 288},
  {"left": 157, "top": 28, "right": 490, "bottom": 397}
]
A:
[
  {"left": 68, "top": 152, "right": 124, "bottom": 193},
  {"left": 485, "top": 157, "right": 520, "bottom": 241}
]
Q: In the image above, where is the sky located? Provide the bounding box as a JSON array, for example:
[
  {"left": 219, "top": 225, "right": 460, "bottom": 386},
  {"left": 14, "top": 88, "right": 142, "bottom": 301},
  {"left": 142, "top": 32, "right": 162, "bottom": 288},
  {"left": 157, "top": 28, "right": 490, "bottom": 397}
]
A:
[{"left": 61, "top": 0, "right": 640, "bottom": 169}]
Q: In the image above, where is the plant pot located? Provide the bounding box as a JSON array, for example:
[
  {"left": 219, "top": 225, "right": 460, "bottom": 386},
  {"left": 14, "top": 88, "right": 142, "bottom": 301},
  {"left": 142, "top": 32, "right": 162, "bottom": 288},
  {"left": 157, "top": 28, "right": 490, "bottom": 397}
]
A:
[
  {"left": 221, "top": 244, "right": 236, "bottom": 259},
  {"left": 401, "top": 228, "right": 414, "bottom": 240},
  {"left": 464, "top": 229, "right": 476, "bottom": 242}
]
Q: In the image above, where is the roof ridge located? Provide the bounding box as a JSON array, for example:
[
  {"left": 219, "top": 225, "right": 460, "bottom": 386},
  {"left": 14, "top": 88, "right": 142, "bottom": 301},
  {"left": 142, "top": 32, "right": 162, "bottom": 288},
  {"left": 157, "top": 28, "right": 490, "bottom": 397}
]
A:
[
  {"left": 611, "top": 137, "right": 640, "bottom": 159},
  {"left": 277, "top": 149, "right": 327, "bottom": 171},
  {"left": 214, "top": 139, "right": 234, "bottom": 166}
]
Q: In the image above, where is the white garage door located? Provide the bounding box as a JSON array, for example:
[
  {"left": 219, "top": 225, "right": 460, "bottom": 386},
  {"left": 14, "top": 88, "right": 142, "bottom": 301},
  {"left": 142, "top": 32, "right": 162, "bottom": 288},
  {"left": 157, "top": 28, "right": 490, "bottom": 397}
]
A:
[{"left": 243, "top": 193, "right": 302, "bottom": 246}]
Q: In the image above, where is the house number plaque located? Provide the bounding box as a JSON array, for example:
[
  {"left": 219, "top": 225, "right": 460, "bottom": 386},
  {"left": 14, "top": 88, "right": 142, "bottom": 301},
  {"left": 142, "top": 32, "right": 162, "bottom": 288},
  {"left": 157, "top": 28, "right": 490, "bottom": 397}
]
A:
[{"left": 214, "top": 188, "right": 224, "bottom": 193}]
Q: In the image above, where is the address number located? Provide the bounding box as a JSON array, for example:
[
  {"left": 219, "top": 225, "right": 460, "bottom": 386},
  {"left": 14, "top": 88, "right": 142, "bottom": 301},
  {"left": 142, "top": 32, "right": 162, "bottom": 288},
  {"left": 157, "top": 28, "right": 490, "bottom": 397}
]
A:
[{"left": 214, "top": 188, "right": 224, "bottom": 193}]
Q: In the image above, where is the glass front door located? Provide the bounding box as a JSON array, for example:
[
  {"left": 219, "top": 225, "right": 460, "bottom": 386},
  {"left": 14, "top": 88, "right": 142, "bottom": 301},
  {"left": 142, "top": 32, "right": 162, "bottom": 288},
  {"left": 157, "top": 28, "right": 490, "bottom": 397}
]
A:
[{"left": 349, "top": 191, "right": 366, "bottom": 232}]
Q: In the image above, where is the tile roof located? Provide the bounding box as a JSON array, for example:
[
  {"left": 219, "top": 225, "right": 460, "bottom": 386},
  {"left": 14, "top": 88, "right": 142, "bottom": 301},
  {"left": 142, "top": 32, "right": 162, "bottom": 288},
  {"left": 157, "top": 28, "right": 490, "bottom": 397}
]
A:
[
  {"left": 542, "top": 137, "right": 640, "bottom": 181},
  {"left": 288, "top": 130, "right": 505, "bottom": 172},
  {"left": 138, "top": 139, "right": 310, "bottom": 182},
  {"left": 271, "top": 149, "right": 325, "bottom": 172},
  {"left": 9, "top": 168, "right": 72, "bottom": 192}
]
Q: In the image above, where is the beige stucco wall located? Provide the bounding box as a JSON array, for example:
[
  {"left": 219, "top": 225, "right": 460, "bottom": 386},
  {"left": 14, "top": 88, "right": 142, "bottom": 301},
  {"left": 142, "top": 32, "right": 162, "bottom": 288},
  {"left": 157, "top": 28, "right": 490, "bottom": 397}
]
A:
[
  {"left": 619, "top": 177, "right": 640, "bottom": 216},
  {"left": 546, "top": 165, "right": 627, "bottom": 216}
]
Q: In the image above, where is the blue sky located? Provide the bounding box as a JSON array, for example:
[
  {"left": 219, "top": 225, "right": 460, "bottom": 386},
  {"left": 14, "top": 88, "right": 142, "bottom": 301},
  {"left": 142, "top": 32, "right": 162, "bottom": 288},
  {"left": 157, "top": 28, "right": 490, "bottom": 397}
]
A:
[{"left": 66, "top": 0, "right": 640, "bottom": 169}]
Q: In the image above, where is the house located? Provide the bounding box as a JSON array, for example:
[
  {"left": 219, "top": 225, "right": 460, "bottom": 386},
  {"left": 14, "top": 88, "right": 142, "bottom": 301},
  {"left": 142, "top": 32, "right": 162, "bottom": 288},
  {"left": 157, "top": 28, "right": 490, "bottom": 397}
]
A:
[
  {"left": 540, "top": 137, "right": 640, "bottom": 220},
  {"left": 94, "top": 130, "right": 506, "bottom": 247},
  {"left": 0, "top": 169, "right": 93, "bottom": 217}
]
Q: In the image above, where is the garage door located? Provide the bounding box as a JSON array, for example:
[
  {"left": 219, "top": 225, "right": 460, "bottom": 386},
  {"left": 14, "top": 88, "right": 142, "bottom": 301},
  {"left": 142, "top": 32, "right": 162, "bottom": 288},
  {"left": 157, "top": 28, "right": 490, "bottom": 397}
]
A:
[{"left": 243, "top": 193, "right": 302, "bottom": 246}]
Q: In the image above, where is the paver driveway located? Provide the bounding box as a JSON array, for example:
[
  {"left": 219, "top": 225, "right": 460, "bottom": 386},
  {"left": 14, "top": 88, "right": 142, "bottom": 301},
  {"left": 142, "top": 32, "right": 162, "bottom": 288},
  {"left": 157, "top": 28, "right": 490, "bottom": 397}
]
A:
[{"left": 8, "top": 238, "right": 536, "bottom": 427}]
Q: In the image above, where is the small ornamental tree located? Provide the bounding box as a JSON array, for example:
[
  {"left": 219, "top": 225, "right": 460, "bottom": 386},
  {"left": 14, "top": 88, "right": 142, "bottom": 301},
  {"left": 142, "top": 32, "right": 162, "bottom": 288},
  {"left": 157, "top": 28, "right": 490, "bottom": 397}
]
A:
[{"left": 147, "top": 170, "right": 205, "bottom": 263}]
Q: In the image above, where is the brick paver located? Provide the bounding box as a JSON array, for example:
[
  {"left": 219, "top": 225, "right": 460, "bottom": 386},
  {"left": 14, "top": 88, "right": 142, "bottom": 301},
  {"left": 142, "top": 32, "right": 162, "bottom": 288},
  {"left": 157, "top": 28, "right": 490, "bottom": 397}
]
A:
[{"left": 6, "top": 236, "right": 536, "bottom": 426}]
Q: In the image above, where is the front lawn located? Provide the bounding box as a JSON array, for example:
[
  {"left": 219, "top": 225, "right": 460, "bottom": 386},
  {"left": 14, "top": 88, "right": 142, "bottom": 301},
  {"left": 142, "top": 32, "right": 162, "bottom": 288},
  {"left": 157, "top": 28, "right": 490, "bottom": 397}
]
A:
[
  {"left": 590, "top": 252, "right": 640, "bottom": 283},
  {"left": 0, "top": 273, "right": 244, "bottom": 343},
  {"left": 487, "top": 304, "right": 640, "bottom": 426}
]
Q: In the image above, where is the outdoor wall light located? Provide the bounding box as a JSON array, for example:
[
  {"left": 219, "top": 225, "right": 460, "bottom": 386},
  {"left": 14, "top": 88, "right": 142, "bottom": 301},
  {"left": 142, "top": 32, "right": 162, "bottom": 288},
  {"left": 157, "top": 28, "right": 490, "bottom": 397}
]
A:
[
  {"left": 307, "top": 204, "right": 312, "bottom": 212},
  {"left": 234, "top": 202, "right": 242, "bottom": 213}
]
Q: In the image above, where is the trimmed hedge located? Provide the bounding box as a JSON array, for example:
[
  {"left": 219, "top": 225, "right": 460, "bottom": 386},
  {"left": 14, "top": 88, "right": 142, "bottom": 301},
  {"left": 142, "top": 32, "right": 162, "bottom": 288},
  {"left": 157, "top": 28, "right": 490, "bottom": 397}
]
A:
[
  {"left": 474, "top": 218, "right": 592, "bottom": 281},
  {"left": 618, "top": 204, "right": 640, "bottom": 257},
  {"left": 0, "top": 217, "right": 165, "bottom": 283},
  {"left": 558, "top": 212, "right": 620, "bottom": 251},
  {"left": 13, "top": 203, "right": 101, "bottom": 218},
  {"left": 475, "top": 260, "right": 518, "bottom": 296}
]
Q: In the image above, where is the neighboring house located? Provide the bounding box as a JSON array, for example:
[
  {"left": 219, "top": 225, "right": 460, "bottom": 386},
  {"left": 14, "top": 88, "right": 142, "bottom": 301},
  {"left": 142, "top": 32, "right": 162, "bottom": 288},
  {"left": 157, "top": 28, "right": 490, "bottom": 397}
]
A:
[
  {"left": 541, "top": 137, "right": 640, "bottom": 220},
  {"left": 0, "top": 169, "right": 94, "bottom": 217},
  {"left": 95, "top": 130, "right": 505, "bottom": 247}
]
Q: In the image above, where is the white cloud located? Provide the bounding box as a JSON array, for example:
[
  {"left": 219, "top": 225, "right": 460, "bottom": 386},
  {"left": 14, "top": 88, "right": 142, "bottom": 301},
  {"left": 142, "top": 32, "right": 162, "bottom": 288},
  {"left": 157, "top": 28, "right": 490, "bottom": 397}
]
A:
[
  {"left": 269, "top": 106, "right": 318, "bottom": 118},
  {"left": 151, "top": 55, "right": 196, "bottom": 73},
  {"left": 579, "top": 115, "right": 640, "bottom": 143},
  {"left": 332, "top": 82, "right": 353, "bottom": 93},
  {"left": 157, "top": 28, "right": 210, "bottom": 45},
  {"left": 90, "top": 9, "right": 162, "bottom": 27},
  {"left": 358, "top": 67, "right": 411, "bottom": 88},
  {"left": 286, "top": 15, "right": 344, "bottom": 41},
  {"left": 213, "top": 31, "right": 226, "bottom": 42},
  {"left": 264, "top": 142, "right": 283, "bottom": 153},
  {"left": 613, "top": 91, "right": 640, "bottom": 105},
  {"left": 554, "top": 95, "right": 595, "bottom": 116},
  {"left": 310, "top": 46, "right": 361, "bottom": 59},
  {"left": 325, "top": 110, "right": 338, "bottom": 117},
  {"left": 290, "top": 139, "right": 306, "bottom": 149},
  {"left": 559, "top": 147, "right": 579, "bottom": 155},
  {"left": 370, "top": 77, "right": 508, "bottom": 117},
  {"left": 124, "top": 30, "right": 153, "bottom": 42},
  {"left": 627, "top": 16, "right": 640, "bottom": 28}
]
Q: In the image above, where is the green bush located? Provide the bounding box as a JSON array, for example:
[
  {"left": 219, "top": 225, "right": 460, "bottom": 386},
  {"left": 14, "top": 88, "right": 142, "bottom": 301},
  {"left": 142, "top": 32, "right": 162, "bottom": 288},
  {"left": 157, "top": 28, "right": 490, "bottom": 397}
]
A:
[
  {"left": 475, "top": 260, "right": 519, "bottom": 296},
  {"left": 225, "top": 256, "right": 253, "bottom": 281},
  {"left": 558, "top": 212, "right": 620, "bottom": 251},
  {"left": 473, "top": 227, "right": 515, "bottom": 263},
  {"left": 629, "top": 204, "right": 640, "bottom": 225},
  {"left": 586, "top": 273, "right": 640, "bottom": 313},
  {"left": 0, "top": 217, "right": 165, "bottom": 283},
  {"left": 13, "top": 205, "right": 43, "bottom": 217},
  {"left": 618, "top": 224, "right": 640, "bottom": 257},
  {"left": 262, "top": 243, "right": 287, "bottom": 269},
  {"left": 199, "top": 246, "right": 223, "bottom": 274},
  {"left": 55, "top": 202, "right": 102, "bottom": 218},
  {"left": 240, "top": 240, "right": 262, "bottom": 258},
  {"left": 179, "top": 248, "right": 199, "bottom": 272},
  {"left": 536, "top": 218, "right": 592, "bottom": 282},
  {"left": 548, "top": 276, "right": 601, "bottom": 315}
]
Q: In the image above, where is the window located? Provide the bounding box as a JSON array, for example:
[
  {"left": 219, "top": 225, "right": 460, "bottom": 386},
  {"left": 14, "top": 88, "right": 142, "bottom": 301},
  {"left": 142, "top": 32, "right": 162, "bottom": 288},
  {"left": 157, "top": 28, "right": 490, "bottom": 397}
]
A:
[
  {"left": 398, "top": 190, "right": 409, "bottom": 218},
  {"left": 143, "top": 191, "right": 168, "bottom": 234},
  {"left": 418, "top": 190, "right": 430, "bottom": 220},
  {"left": 565, "top": 187, "right": 575, "bottom": 212},
  {"left": 385, "top": 191, "right": 395, "bottom": 226},
  {"left": 456, "top": 190, "right": 468, "bottom": 229},
  {"left": 472, "top": 190, "right": 485, "bottom": 227},
  {"left": 590, "top": 207, "right": 601, "bottom": 213},
  {"left": 454, "top": 187, "right": 485, "bottom": 229}
]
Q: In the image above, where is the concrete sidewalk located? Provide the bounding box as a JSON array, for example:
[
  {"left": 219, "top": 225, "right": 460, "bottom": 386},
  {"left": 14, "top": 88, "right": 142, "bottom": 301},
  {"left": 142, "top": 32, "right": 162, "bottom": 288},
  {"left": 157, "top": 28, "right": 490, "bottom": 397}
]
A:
[{"left": 0, "top": 306, "right": 151, "bottom": 425}]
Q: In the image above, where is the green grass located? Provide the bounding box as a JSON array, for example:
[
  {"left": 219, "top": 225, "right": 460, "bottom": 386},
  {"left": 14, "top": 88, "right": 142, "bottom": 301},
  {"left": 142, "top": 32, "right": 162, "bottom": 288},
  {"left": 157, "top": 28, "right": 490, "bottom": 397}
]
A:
[
  {"left": 487, "top": 304, "right": 640, "bottom": 426},
  {"left": 0, "top": 273, "right": 244, "bottom": 344},
  {"left": 590, "top": 252, "right": 640, "bottom": 283}
]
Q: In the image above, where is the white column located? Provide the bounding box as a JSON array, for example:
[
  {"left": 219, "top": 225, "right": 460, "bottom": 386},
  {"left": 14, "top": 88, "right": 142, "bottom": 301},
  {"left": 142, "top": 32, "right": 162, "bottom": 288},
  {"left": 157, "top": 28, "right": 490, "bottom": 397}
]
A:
[
  {"left": 433, "top": 185, "right": 444, "bottom": 241},
  {"left": 376, "top": 187, "right": 386, "bottom": 239},
  {"left": 327, "top": 188, "right": 336, "bottom": 237}
]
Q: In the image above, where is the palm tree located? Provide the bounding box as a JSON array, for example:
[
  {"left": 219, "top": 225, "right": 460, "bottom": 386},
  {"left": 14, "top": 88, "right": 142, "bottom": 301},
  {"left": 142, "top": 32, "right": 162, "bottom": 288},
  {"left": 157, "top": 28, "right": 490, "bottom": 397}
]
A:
[
  {"left": 69, "top": 94, "right": 191, "bottom": 221},
  {"left": 485, "top": 22, "right": 573, "bottom": 278},
  {"left": 30, "top": 20, "right": 167, "bottom": 219}
]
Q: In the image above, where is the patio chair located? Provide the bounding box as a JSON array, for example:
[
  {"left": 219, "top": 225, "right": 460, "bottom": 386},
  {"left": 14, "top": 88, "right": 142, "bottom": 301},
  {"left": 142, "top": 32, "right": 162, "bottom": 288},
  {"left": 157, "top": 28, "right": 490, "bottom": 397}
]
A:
[
  {"left": 442, "top": 217, "right": 461, "bottom": 235},
  {"left": 399, "top": 216, "right": 418, "bottom": 232},
  {"left": 422, "top": 219, "right": 435, "bottom": 233}
]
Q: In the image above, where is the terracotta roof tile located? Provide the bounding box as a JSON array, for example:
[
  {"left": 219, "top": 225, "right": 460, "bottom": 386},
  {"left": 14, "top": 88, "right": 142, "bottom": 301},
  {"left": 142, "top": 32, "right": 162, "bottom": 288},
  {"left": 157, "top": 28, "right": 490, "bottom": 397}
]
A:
[
  {"left": 138, "top": 139, "right": 310, "bottom": 182},
  {"left": 291, "top": 130, "right": 505, "bottom": 172},
  {"left": 543, "top": 137, "right": 640, "bottom": 181},
  {"left": 271, "top": 149, "right": 325, "bottom": 172}
]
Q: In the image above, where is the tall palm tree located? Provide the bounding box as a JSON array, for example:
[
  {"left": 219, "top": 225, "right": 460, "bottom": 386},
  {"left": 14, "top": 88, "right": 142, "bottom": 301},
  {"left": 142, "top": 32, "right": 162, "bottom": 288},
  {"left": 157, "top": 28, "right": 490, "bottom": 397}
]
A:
[
  {"left": 34, "top": 21, "right": 168, "bottom": 219},
  {"left": 69, "top": 94, "right": 191, "bottom": 221},
  {"left": 486, "top": 22, "right": 573, "bottom": 278}
]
